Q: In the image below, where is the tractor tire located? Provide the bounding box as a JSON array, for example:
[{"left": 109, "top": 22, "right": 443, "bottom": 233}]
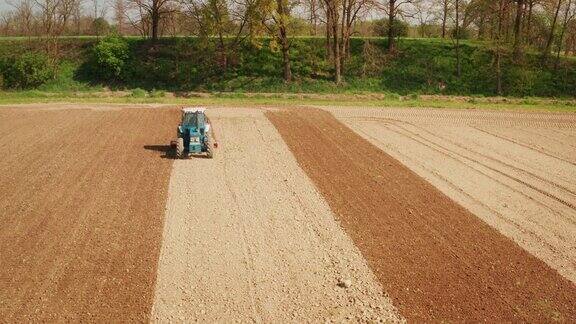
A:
[
  {"left": 206, "top": 139, "right": 214, "bottom": 159},
  {"left": 176, "top": 138, "right": 185, "bottom": 159}
]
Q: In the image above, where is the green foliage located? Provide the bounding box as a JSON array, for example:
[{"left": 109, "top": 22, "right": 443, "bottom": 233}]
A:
[
  {"left": 2, "top": 37, "right": 574, "bottom": 97},
  {"left": 92, "top": 17, "right": 110, "bottom": 36},
  {"left": 0, "top": 53, "right": 55, "bottom": 89},
  {"left": 130, "top": 88, "right": 147, "bottom": 97},
  {"left": 373, "top": 19, "right": 409, "bottom": 38},
  {"left": 450, "top": 27, "right": 473, "bottom": 40},
  {"left": 91, "top": 35, "right": 129, "bottom": 80},
  {"left": 39, "top": 61, "right": 95, "bottom": 92},
  {"left": 150, "top": 89, "right": 166, "bottom": 97}
]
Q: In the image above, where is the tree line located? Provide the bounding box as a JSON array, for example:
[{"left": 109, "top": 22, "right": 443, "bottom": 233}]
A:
[{"left": 1, "top": 0, "right": 575, "bottom": 86}]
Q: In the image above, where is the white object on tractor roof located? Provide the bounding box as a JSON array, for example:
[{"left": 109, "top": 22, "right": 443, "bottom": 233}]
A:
[{"left": 182, "top": 107, "right": 207, "bottom": 113}]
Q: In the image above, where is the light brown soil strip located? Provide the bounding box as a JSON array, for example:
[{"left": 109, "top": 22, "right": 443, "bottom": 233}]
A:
[
  {"left": 151, "top": 108, "right": 402, "bottom": 322},
  {"left": 0, "top": 107, "right": 179, "bottom": 321},
  {"left": 266, "top": 108, "right": 576, "bottom": 322}
]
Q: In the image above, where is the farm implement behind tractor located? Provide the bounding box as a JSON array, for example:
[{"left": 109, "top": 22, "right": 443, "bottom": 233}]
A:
[{"left": 171, "top": 107, "right": 217, "bottom": 159}]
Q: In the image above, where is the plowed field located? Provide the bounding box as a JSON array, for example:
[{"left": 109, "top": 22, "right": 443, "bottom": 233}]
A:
[
  {"left": 1, "top": 104, "right": 575, "bottom": 322},
  {"left": 151, "top": 108, "right": 402, "bottom": 322},
  {"left": 0, "top": 106, "right": 179, "bottom": 321},
  {"left": 330, "top": 107, "right": 576, "bottom": 283},
  {"left": 267, "top": 108, "right": 576, "bottom": 322}
]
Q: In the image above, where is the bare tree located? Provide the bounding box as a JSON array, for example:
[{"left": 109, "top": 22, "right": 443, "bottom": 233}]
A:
[
  {"left": 182, "top": 0, "right": 255, "bottom": 70},
  {"left": 8, "top": 0, "right": 36, "bottom": 37},
  {"left": 555, "top": 0, "right": 574, "bottom": 66},
  {"left": 323, "top": 0, "right": 342, "bottom": 82},
  {"left": 126, "top": 0, "right": 174, "bottom": 41},
  {"left": 304, "top": 0, "right": 321, "bottom": 35},
  {"left": 70, "top": 0, "right": 83, "bottom": 35},
  {"left": 0, "top": 11, "right": 16, "bottom": 36},
  {"left": 34, "top": 0, "right": 80, "bottom": 55},
  {"left": 524, "top": 0, "right": 536, "bottom": 43},
  {"left": 512, "top": 0, "right": 525, "bottom": 58},
  {"left": 378, "top": 0, "right": 415, "bottom": 52},
  {"left": 495, "top": 0, "right": 504, "bottom": 95},
  {"left": 455, "top": 0, "right": 461, "bottom": 77},
  {"left": 441, "top": 0, "right": 450, "bottom": 38},
  {"left": 340, "top": 0, "right": 371, "bottom": 65},
  {"left": 114, "top": 0, "right": 127, "bottom": 34},
  {"left": 543, "top": 0, "right": 563, "bottom": 62},
  {"left": 414, "top": 0, "right": 437, "bottom": 37}
]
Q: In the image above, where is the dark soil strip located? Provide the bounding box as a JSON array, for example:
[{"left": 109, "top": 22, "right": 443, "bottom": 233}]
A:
[
  {"left": 0, "top": 107, "right": 179, "bottom": 322},
  {"left": 266, "top": 108, "right": 576, "bottom": 322}
]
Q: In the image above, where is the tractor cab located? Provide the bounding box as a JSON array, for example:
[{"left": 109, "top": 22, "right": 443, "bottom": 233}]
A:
[{"left": 172, "top": 107, "right": 215, "bottom": 159}]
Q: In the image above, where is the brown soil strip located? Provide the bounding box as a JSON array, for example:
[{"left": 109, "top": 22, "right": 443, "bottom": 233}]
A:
[
  {"left": 0, "top": 107, "right": 179, "bottom": 321},
  {"left": 266, "top": 108, "right": 576, "bottom": 322}
]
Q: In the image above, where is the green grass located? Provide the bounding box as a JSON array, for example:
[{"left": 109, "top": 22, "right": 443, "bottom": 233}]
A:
[
  {"left": 37, "top": 61, "right": 102, "bottom": 92},
  {"left": 1, "top": 90, "right": 574, "bottom": 112}
]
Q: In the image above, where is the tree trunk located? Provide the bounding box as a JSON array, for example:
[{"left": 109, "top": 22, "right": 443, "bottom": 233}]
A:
[
  {"left": 478, "top": 12, "right": 486, "bottom": 39},
  {"left": 388, "top": 0, "right": 396, "bottom": 52},
  {"left": 513, "top": 0, "right": 524, "bottom": 59},
  {"left": 281, "top": 41, "right": 292, "bottom": 82},
  {"left": 151, "top": 1, "right": 160, "bottom": 42},
  {"left": 543, "top": 0, "right": 563, "bottom": 63},
  {"left": 332, "top": 15, "right": 341, "bottom": 84},
  {"left": 442, "top": 0, "right": 448, "bottom": 38},
  {"left": 151, "top": 15, "right": 159, "bottom": 41},
  {"left": 525, "top": 0, "right": 534, "bottom": 44},
  {"left": 340, "top": 0, "right": 353, "bottom": 66},
  {"left": 455, "top": 0, "right": 461, "bottom": 78},
  {"left": 218, "top": 33, "right": 227, "bottom": 71},
  {"left": 325, "top": 8, "right": 332, "bottom": 59},
  {"left": 505, "top": 2, "right": 512, "bottom": 43},
  {"left": 341, "top": 0, "right": 347, "bottom": 62},
  {"left": 555, "top": 0, "right": 573, "bottom": 68},
  {"left": 277, "top": 0, "right": 292, "bottom": 82},
  {"left": 310, "top": 0, "right": 318, "bottom": 35},
  {"left": 496, "top": 0, "right": 504, "bottom": 95}
]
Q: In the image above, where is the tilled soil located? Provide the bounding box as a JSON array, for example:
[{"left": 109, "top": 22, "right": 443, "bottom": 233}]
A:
[
  {"left": 0, "top": 107, "right": 179, "bottom": 321},
  {"left": 330, "top": 107, "right": 576, "bottom": 283},
  {"left": 267, "top": 108, "right": 576, "bottom": 322},
  {"left": 151, "top": 108, "right": 403, "bottom": 322}
]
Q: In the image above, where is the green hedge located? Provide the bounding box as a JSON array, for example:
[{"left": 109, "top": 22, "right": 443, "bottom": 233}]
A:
[
  {"left": 1, "top": 36, "right": 574, "bottom": 97},
  {"left": 0, "top": 53, "right": 55, "bottom": 89}
]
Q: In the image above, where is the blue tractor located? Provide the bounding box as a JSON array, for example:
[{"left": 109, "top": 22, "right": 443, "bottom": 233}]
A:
[{"left": 171, "top": 107, "right": 216, "bottom": 159}]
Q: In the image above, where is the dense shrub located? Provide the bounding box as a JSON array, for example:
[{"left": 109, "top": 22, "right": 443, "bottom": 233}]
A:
[
  {"left": 0, "top": 53, "right": 55, "bottom": 89},
  {"left": 130, "top": 88, "right": 147, "bottom": 97},
  {"left": 91, "top": 17, "right": 110, "bottom": 36},
  {"left": 91, "top": 35, "right": 129, "bottom": 80},
  {"left": 373, "top": 19, "right": 409, "bottom": 38}
]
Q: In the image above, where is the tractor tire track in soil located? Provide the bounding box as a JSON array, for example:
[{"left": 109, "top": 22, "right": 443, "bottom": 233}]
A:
[
  {"left": 336, "top": 109, "right": 576, "bottom": 283},
  {"left": 472, "top": 126, "right": 576, "bottom": 166},
  {"left": 0, "top": 107, "right": 179, "bottom": 322},
  {"left": 150, "top": 108, "right": 402, "bottom": 323},
  {"left": 267, "top": 107, "right": 576, "bottom": 322},
  {"left": 385, "top": 123, "right": 576, "bottom": 212}
]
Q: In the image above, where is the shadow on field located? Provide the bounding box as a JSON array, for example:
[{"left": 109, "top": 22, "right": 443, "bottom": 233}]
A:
[
  {"left": 143, "top": 145, "right": 175, "bottom": 159},
  {"left": 143, "top": 145, "right": 213, "bottom": 159}
]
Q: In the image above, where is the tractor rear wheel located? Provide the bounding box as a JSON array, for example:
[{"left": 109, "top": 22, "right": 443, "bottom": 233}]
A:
[
  {"left": 176, "top": 138, "right": 184, "bottom": 159},
  {"left": 206, "top": 139, "right": 214, "bottom": 159}
]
